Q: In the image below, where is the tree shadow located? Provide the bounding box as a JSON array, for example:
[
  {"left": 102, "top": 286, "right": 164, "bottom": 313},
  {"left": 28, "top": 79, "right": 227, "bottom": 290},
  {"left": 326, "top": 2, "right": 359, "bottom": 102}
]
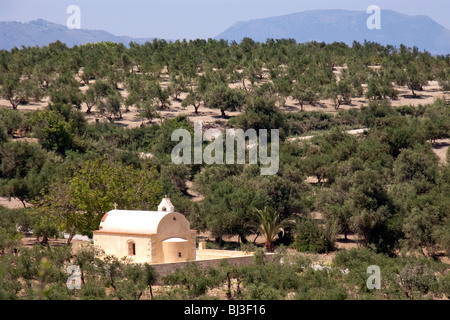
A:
[
  {"left": 280, "top": 104, "right": 300, "bottom": 112},
  {"left": 433, "top": 140, "right": 450, "bottom": 149},
  {"left": 113, "top": 122, "right": 129, "bottom": 128},
  {"left": 334, "top": 232, "right": 364, "bottom": 249},
  {"left": 400, "top": 93, "right": 433, "bottom": 99}
]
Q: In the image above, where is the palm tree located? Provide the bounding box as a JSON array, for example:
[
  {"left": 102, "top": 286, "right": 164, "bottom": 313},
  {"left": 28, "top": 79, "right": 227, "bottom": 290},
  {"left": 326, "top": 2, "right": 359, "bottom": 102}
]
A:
[{"left": 254, "top": 207, "right": 295, "bottom": 253}]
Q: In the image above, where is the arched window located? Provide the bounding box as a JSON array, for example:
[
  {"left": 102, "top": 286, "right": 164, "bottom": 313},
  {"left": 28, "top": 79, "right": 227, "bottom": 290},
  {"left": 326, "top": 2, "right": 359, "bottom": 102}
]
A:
[{"left": 127, "top": 240, "right": 136, "bottom": 256}]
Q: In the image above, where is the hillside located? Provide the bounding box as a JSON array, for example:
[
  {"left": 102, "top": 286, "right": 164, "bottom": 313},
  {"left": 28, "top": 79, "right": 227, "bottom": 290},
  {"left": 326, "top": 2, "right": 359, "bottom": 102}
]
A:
[
  {"left": 215, "top": 9, "right": 450, "bottom": 55},
  {"left": 0, "top": 19, "right": 155, "bottom": 50}
]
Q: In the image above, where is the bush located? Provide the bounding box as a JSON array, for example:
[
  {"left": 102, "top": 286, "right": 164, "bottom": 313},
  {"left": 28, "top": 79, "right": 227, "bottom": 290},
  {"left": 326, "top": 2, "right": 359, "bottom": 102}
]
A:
[
  {"left": 243, "top": 283, "right": 284, "bottom": 300},
  {"left": 46, "top": 284, "right": 75, "bottom": 300},
  {"left": 233, "top": 96, "right": 288, "bottom": 139},
  {"left": 29, "top": 110, "right": 75, "bottom": 154},
  {"left": 286, "top": 111, "right": 333, "bottom": 136},
  {"left": 398, "top": 264, "right": 437, "bottom": 295},
  {"left": 79, "top": 282, "right": 108, "bottom": 300},
  {"left": 333, "top": 248, "right": 447, "bottom": 299},
  {"left": 0, "top": 108, "right": 26, "bottom": 136},
  {"left": 240, "top": 242, "right": 258, "bottom": 252},
  {"left": 292, "top": 217, "right": 335, "bottom": 253},
  {"left": 437, "top": 272, "right": 450, "bottom": 299},
  {"left": 0, "top": 122, "right": 8, "bottom": 144},
  {"left": 295, "top": 269, "right": 348, "bottom": 300}
]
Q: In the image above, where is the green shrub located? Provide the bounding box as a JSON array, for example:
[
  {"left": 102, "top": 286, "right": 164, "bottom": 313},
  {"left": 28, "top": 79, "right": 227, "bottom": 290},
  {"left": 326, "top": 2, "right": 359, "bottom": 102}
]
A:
[
  {"left": 0, "top": 108, "right": 26, "bottom": 136},
  {"left": 243, "top": 283, "right": 284, "bottom": 300},
  {"left": 46, "top": 284, "right": 75, "bottom": 300},
  {"left": 79, "top": 282, "right": 108, "bottom": 300},
  {"left": 437, "top": 272, "right": 450, "bottom": 299},
  {"left": 292, "top": 217, "right": 335, "bottom": 253},
  {"left": 398, "top": 264, "right": 437, "bottom": 295},
  {"left": 295, "top": 269, "right": 348, "bottom": 300}
]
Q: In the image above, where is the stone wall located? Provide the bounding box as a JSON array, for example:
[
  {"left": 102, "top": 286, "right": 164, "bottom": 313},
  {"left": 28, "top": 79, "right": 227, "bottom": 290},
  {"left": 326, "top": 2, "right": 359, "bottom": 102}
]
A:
[
  {"left": 151, "top": 252, "right": 273, "bottom": 285},
  {"left": 197, "top": 248, "right": 254, "bottom": 260}
]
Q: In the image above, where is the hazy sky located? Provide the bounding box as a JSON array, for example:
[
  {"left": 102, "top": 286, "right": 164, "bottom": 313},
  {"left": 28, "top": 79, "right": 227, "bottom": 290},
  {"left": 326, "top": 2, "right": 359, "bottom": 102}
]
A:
[{"left": 1, "top": 0, "right": 449, "bottom": 39}]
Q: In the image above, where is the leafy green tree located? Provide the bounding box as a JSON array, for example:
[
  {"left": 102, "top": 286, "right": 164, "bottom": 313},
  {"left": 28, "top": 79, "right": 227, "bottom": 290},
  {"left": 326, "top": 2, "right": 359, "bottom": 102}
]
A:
[
  {"left": 204, "top": 85, "right": 247, "bottom": 118},
  {"left": 92, "top": 80, "right": 116, "bottom": 100},
  {"left": 114, "top": 263, "right": 155, "bottom": 300},
  {"left": 181, "top": 89, "right": 203, "bottom": 114},
  {"left": 324, "top": 79, "right": 354, "bottom": 110},
  {"left": 33, "top": 158, "right": 164, "bottom": 237},
  {"left": 152, "top": 82, "right": 171, "bottom": 110},
  {"left": 393, "top": 60, "right": 429, "bottom": 98},
  {"left": 33, "top": 61, "right": 57, "bottom": 89},
  {"left": 358, "top": 100, "right": 396, "bottom": 128},
  {"left": 160, "top": 163, "right": 191, "bottom": 195},
  {"left": 422, "top": 98, "right": 450, "bottom": 144},
  {"left": 372, "top": 116, "right": 427, "bottom": 158},
  {"left": 167, "top": 73, "right": 189, "bottom": 100},
  {"left": 196, "top": 177, "right": 264, "bottom": 244},
  {"left": 293, "top": 216, "right": 335, "bottom": 253},
  {"left": 214, "top": 259, "right": 243, "bottom": 300},
  {"left": 31, "top": 180, "right": 80, "bottom": 244},
  {"left": 401, "top": 206, "right": 441, "bottom": 257},
  {"left": 162, "top": 263, "right": 211, "bottom": 299},
  {"left": 97, "top": 93, "right": 123, "bottom": 123},
  {"left": 0, "top": 140, "right": 60, "bottom": 206},
  {"left": 0, "top": 73, "right": 33, "bottom": 109},
  {"left": 393, "top": 145, "right": 438, "bottom": 192},
  {"left": 316, "top": 177, "right": 353, "bottom": 241},
  {"left": 142, "top": 263, "right": 159, "bottom": 299},
  {"left": 347, "top": 169, "right": 395, "bottom": 252},
  {"left": 80, "top": 65, "right": 95, "bottom": 86},
  {"left": 437, "top": 67, "right": 450, "bottom": 91},
  {"left": 0, "top": 108, "right": 26, "bottom": 136},
  {"left": 49, "top": 71, "right": 83, "bottom": 108},
  {"left": 0, "top": 207, "right": 24, "bottom": 255},
  {"left": 272, "top": 74, "right": 292, "bottom": 105},
  {"left": 136, "top": 100, "right": 159, "bottom": 124},
  {"left": 291, "top": 77, "right": 320, "bottom": 112},
  {"left": 233, "top": 96, "right": 287, "bottom": 138},
  {"left": 82, "top": 87, "right": 97, "bottom": 114},
  {"left": 125, "top": 76, "right": 170, "bottom": 111},
  {"left": 149, "top": 115, "right": 194, "bottom": 162},
  {"left": 0, "top": 122, "right": 8, "bottom": 144},
  {"left": 365, "top": 70, "right": 398, "bottom": 101},
  {"left": 29, "top": 110, "right": 75, "bottom": 154}
]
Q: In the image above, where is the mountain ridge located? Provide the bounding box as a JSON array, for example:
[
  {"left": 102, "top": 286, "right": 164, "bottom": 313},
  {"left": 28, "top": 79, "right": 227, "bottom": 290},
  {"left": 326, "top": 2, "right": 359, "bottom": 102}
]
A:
[
  {"left": 215, "top": 9, "right": 450, "bottom": 55},
  {"left": 0, "top": 19, "right": 156, "bottom": 50},
  {"left": 1, "top": 9, "right": 450, "bottom": 55}
]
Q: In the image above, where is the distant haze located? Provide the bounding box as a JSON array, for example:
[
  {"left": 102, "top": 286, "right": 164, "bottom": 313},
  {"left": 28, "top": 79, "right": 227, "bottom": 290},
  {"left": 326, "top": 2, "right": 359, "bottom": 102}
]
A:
[
  {"left": 216, "top": 9, "right": 450, "bottom": 55},
  {"left": 1, "top": 8, "right": 450, "bottom": 55},
  {"left": 0, "top": 0, "right": 449, "bottom": 40}
]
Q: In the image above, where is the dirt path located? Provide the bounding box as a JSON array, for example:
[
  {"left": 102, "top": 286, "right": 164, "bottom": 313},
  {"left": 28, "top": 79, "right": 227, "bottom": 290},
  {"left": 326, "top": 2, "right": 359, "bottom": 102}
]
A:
[
  {"left": 433, "top": 138, "right": 449, "bottom": 165},
  {"left": 287, "top": 127, "right": 369, "bottom": 142},
  {"left": 0, "top": 197, "right": 29, "bottom": 209},
  {"left": 185, "top": 180, "right": 204, "bottom": 202}
]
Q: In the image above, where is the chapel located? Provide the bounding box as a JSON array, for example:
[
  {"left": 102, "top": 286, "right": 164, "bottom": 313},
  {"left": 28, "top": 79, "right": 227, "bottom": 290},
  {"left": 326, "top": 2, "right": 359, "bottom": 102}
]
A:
[{"left": 93, "top": 197, "right": 197, "bottom": 263}]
